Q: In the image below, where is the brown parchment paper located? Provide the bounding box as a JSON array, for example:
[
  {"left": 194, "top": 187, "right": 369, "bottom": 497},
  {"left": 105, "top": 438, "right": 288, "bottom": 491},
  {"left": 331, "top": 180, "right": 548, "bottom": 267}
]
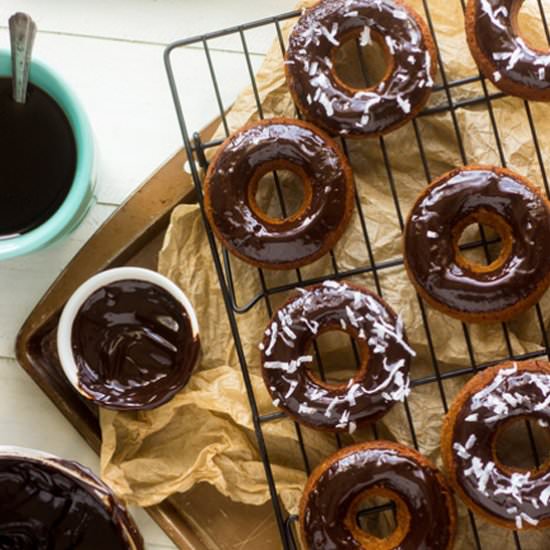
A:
[{"left": 100, "top": 1, "right": 550, "bottom": 547}]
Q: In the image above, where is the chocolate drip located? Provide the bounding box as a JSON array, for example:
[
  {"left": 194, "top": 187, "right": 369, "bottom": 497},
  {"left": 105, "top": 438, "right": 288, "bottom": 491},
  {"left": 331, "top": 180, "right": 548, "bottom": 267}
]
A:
[
  {"left": 302, "top": 444, "right": 454, "bottom": 549},
  {"left": 206, "top": 120, "right": 352, "bottom": 267},
  {"left": 285, "top": 0, "right": 434, "bottom": 137},
  {"left": 71, "top": 279, "right": 200, "bottom": 410},
  {"left": 0, "top": 456, "right": 143, "bottom": 549},
  {"left": 452, "top": 362, "right": 550, "bottom": 528},
  {"left": 261, "top": 281, "right": 414, "bottom": 431},
  {"left": 472, "top": 0, "right": 550, "bottom": 93},
  {"left": 404, "top": 167, "right": 550, "bottom": 315}
]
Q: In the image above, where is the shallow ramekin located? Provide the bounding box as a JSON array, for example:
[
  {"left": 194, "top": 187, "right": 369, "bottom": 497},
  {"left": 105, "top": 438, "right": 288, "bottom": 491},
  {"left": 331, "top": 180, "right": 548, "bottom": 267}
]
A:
[{"left": 57, "top": 267, "right": 200, "bottom": 409}]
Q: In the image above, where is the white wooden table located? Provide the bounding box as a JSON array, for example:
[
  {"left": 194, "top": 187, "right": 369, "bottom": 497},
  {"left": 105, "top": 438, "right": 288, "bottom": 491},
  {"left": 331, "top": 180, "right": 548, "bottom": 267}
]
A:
[{"left": 0, "top": 1, "right": 295, "bottom": 547}]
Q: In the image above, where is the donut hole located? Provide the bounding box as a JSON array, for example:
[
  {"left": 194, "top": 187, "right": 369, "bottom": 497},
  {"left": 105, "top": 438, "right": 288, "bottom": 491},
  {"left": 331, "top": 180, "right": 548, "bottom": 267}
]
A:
[
  {"left": 495, "top": 417, "right": 550, "bottom": 471},
  {"left": 306, "top": 329, "right": 364, "bottom": 386},
  {"left": 355, "top": 494, "right": 397, "bottom": 539},
  {"left": 333, "top": 30, "right": 391, "bottom": 89},
  {"left": 456, "top": 223, "right": 502, "bottom": 267},
  {"left": 347, "top": 488, "right": 409, "bottom": 548},
  {"left": 251, "top": 167, "right": 308, "bottom": 222},
  {"left": 515, "top": 0, "right": 550, "bottom": 52},
  {"left": 452, "top": 213, "right": 512, "bottom": 272}
]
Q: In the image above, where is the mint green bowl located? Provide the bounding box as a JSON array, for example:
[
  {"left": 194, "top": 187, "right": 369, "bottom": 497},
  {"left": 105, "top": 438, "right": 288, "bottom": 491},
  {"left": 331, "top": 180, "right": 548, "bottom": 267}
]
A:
[{"left": 0, "top": 50, "right": 95, "bottom": 260}]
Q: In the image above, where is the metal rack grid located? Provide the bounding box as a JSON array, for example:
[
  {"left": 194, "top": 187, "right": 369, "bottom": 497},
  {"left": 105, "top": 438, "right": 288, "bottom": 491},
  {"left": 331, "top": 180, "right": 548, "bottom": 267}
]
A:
[{"left": 165, "top": 2, "right": 550, "bottom": 548}]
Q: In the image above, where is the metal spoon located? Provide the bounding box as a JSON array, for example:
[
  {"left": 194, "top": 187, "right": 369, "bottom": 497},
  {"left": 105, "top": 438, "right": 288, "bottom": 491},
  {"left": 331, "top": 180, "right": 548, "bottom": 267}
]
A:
[{"left": 9, "top": 12, "right": 37, "bottom": 104}]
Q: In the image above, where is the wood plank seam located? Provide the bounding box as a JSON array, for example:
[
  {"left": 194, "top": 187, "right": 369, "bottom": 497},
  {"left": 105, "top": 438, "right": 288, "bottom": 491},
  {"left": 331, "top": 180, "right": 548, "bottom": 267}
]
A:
[{"left": 0, "top": 26, "right": 268, "bottom": 57}]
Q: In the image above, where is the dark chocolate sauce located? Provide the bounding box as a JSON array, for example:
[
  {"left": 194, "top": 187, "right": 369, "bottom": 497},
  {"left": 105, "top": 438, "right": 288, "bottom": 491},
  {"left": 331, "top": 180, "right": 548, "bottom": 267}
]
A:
[
  {"left": 261, "top": 281, "right": 414, "bottom": 431},
  {"left": 206, "top": 119, "right": 353, "bottom": 268},
  {"left": 285, "top": 0, "right": 435, "bottom": 137},
  {"left": 0, "top": 455, "right": 143, "bottom": 549},
  {"left": 404, "top": 167, "right": 550, "bottom": 315},
  {"left": 302, "top": 443, "right": 454, "bottom": 549},
  {"left": 0, "top": 77, "right": 76, "bottom": 238},
  {"left": 451, "top": 362, "right": 550, "bottom": 528},
  {"left": 471, "top": 0, "right": 550, "bottom": 95},
  {"left": 71, "top": 279, "right": 200, "bottom": 410}
]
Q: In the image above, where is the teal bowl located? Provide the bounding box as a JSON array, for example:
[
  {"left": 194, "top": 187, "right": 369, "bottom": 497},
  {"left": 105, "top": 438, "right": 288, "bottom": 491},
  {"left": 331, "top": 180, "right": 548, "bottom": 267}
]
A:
[{"left": 0, "top": 50, "right": 95, "bottom": 260}]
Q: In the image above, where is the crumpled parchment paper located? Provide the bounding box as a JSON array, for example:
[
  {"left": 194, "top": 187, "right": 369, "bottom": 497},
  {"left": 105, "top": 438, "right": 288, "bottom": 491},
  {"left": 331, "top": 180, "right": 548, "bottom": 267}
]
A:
[{"left": 100, "top": 1, "right": 550, "bottom": 547}]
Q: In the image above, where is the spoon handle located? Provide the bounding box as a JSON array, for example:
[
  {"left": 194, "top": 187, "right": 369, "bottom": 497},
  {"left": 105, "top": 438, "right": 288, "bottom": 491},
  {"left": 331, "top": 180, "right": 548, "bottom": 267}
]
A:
[{"left": 9, "top": 13, "right": 37, "bottom": 104}]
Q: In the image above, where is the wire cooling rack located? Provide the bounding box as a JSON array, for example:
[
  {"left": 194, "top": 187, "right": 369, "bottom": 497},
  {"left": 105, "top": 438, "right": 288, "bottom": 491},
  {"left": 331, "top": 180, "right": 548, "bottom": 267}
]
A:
[{"left": 165, "top": 1, "right": 550, "bottom": 548}]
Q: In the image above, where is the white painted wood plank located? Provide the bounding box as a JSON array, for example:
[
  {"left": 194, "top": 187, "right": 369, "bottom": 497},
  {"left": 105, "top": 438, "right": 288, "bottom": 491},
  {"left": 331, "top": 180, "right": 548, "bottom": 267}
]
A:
[
  {"left": 0, "top": 357, "right": 175, "bottom": 548},
  {"left": 0, "top": 32, "right": 263, "bottom": 206},
  {"left": 0, "top": 0, "right": 298, "bottom": 55},
  {"left": 130, "top": 509, "right": 177, "bottom": 548},
  {"left": 0, "top": 204, "right": 114, "bottom": 358}
]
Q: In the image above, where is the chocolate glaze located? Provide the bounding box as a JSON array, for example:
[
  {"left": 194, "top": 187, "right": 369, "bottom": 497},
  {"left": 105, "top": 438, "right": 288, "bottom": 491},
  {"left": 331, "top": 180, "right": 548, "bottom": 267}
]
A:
[
  {"left": 471, "top": 0, "right": 550, "bottom": 94},
  {"left": 302, "top": 443, "right": 454, "bottom": 549},
  {"left": 0, "top": 77, "right": 76, "bottom": 237},
  {"left": 285, "top": 0, "right": 435, "bottom": 137},
  {"left": 0, "top": 454, "right": 143, "bottom": 549},
  {"left": 405, "top": 167, "right": 550, "bottom": 315},
  {"left": 451, "top": 362, "right": 550, "bottom": 529},
  {"left": 71, "top": 279, "right": 200, "bottom": 410},
  {"left": 205, "top": 119, "right": 353, "bottom": 268},
  {"left": 261, "top": 281, "right": 415, "bottom": 431}
]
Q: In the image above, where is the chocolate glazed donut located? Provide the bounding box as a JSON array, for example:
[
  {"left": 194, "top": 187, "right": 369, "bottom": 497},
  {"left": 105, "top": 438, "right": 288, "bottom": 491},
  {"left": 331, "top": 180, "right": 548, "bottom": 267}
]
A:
[
  {"left": 466, "top": 0, "right": 550, "bottom": 101},
  {"left": 300, "top": 441, "right": 457, "bottom": 549},
  {"left": 285, "top": 0, "right": 436, "bottom": 138},
  {"left": 204, "top": 118, "right": 354, "bottom": 269},
  {"left": 442, "top": 361, "right": 550, "bottom": 530},
  {"left": 261, "top": 281, "right": 415, "bottom": 432},
  {"left": 404, "top": 165, "right": 550, "bottom": 323}
]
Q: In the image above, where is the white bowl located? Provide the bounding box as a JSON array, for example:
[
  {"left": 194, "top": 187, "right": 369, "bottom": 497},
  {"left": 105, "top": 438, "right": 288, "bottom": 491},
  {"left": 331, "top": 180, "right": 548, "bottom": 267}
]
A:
[
  {"left": 0, "top": 445, "right": 143, "bottom": 549},
  {"left": 57, "top": 266, "right": 200, "bottom": 406}
]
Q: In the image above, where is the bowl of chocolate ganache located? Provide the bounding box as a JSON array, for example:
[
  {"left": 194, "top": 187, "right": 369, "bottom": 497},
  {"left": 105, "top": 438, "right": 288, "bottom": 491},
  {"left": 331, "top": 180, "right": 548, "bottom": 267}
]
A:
[
  {"left": 0, "top": 446, "right": 143, "bottom": 549},
  {"left": 0, "top": 49, "right": 95, "bottom": 260},
  {"left": 57, "top": 267, "right": 200, "bottom": 410}
]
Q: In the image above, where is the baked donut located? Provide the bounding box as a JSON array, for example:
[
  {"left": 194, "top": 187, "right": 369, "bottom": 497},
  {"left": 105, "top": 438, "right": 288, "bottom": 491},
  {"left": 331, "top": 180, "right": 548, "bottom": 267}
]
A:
[
  {"left": 404, "top": 165, "right": 550, "bottom": 323},
  {"left": 300, "top": 441, "right": 456, "bottom": 549},
  {"left": 442, "top": 360, "right": 550, "bottom": 530},
  {"left": 261, "top": 280, "right": 415, "bottom": 432},
  {"left": 203, "top": 118, "right": 354, "bottom": 270},
  {"left": 284, "top": 0, "right": 437, "bottom": 138},
  {"left": 466, "top": 0, "right": 550, "bottom": 101}
]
